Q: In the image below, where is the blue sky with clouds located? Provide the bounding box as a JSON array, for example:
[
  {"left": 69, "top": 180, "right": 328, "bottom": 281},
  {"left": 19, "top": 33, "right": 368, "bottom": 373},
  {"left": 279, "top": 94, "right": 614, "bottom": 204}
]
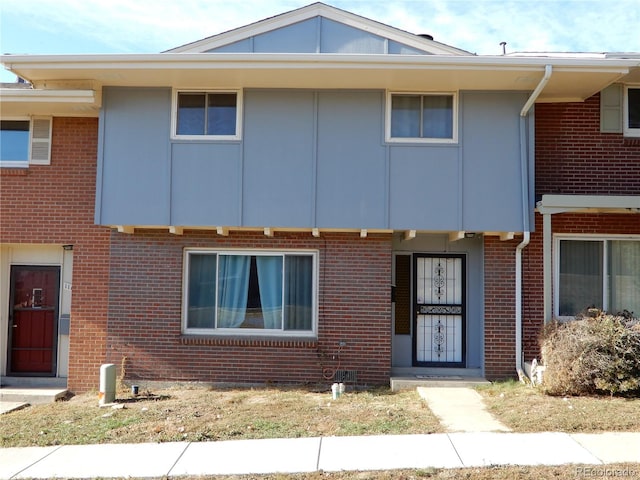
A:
[{"left": 2, "top": 0, "right": 640, "bottom": 82}]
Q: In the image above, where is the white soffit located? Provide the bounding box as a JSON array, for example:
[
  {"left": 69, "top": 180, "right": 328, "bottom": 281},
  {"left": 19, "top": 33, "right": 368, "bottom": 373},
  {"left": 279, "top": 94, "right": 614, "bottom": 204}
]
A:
[
  {"left": 0, "top": 88, "right": 100, "bottom": 116},
  {"left": 0, "top": 54, "right": 634, "bottom": 103}
]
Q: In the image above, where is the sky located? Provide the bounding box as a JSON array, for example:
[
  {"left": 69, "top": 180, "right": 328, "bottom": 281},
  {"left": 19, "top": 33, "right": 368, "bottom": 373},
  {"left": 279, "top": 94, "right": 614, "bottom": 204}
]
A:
[{"left": 1, "top": 0, "right": 640, "bottom": 82}]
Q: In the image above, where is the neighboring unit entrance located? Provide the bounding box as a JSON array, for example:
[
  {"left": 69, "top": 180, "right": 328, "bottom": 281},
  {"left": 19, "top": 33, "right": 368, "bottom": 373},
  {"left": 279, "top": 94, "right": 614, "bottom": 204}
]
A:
[
  {"left": 8, "top": 265, "right": 60, "bottom": 375},
  {"left": 413, "top": 254, "right": 465, "bottom": 367}
]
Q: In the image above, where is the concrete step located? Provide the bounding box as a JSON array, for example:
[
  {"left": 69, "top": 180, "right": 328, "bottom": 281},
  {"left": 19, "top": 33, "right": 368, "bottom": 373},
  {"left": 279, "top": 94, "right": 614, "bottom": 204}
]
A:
[
  {"left": 391, "top": 367, "right": 483, "bottom": 377},
  {"left": 1, "top": 376, "right": 67, "bottom": 388},
  {"left": 390, "top": 376, "right": 490, "bottom": 391},
  {"left": 0, "top": 387, "right": 68, "bottom": 405}
]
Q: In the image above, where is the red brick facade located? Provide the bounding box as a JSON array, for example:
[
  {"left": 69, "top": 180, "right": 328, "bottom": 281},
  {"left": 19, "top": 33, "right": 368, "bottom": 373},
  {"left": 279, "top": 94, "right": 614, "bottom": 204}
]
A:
[
  {"left": 4, "top": 92, "right": 636, "bottom": 391},
  {"left": 519, "top": 93, "right": 640, "bottom": 362},
  {"left": 104, "top": 231, "right": 392, "bottom": 386},
  {"left": 483, "top": 236, "right": 518, "bottom": 380},
  {"left": 0, "top": 117, "right": 111, "bottom": 392},
  {"left": 536, "top": 94, "right": 640, "bottom": 196}
]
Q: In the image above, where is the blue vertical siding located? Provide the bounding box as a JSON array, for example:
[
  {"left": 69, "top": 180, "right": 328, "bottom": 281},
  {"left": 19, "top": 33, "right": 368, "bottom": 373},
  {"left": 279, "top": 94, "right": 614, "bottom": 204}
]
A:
[
  {"left": 97, "top": 87, "right": 531, "bottom": 232},
  {"left": 171, "top": 143, "right": 242, "bottom": 225},
  {"left": 254, "top": 19, "right": 319, "bottom": 53},
  {"left": 461, "top": 92, "right": 528, "bottom": 231},
  {"left": 389, "top": 146, "right": 460, "bottom": 230},
  {"left": 315, "top": 91, "right": 387, "bottom": 228},
  {"left": 204, "top": 16, "right": 427, "bottom": 55},
  {"left": 98, "top": 87, "right": 171, "bottom": 225},
  {"left": 242, "top": 90, "right": 315, "bottom": 226},
  {"left": 320, "top": 18, "right": 386, "bottom": 53}
]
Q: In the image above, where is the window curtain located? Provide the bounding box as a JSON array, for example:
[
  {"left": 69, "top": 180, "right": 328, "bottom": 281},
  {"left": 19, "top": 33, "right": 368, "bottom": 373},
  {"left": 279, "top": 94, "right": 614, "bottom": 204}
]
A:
[
  {"left": 559, "top": 240, "right": 603, "bottom": 316},
  {"left": 423, "top": 96, "right": 452, "bottom": 139},
  {"left": 609, "top": 241, "right": 640, "bottom": 314},
  {"left": 256, "top": 256, "right": 283, "bottom": 329},
  {"left": 187, "top": 254, "right": 216, "bottom": 328},
  {"left": 217, "top": 255, "right": 250, "bottom": 328},
  {"left": 284, "top": 256, "right": 313, "bottom": 330},
  {"left": 391, "top": 96, "right": 420, "bottom": 137}
]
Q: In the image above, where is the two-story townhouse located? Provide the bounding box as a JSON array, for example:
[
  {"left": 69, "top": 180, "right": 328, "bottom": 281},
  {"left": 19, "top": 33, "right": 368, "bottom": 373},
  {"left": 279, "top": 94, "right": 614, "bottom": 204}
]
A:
[{"left": 1, "top": 3, "right": 638, "bottom": 392}]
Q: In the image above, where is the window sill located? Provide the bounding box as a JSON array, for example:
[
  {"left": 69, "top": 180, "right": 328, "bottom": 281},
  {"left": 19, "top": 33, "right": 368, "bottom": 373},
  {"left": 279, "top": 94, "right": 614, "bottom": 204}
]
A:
[
  {"left": 180, "top": 334, "right": 318, "bottom": 348},
  {"left": 0, "top": 168, "right": 29, "bottom": 176},
  {"left": 385, "top": 139, "right": 458, "bottom": 146}
]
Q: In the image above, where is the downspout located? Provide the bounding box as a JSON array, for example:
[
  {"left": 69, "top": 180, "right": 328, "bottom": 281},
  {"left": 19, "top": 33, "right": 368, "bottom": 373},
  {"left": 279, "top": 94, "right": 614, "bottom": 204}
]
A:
[{"left": 515, "top": 65, "right": 552, "bottom": 374}]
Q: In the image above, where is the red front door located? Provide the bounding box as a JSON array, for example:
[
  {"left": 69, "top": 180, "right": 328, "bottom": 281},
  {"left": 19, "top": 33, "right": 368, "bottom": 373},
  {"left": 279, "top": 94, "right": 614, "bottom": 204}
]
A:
[{"left": 8, "top": 266, "right": 60, "bottom": 375}]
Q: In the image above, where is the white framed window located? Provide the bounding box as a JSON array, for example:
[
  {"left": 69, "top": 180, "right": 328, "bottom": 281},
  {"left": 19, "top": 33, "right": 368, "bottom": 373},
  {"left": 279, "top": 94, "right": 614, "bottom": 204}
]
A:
[
  {"left": 623, "top": 85, "right": 640, "bottom": 137},
  {"left": 386, "top": 92, "right": 457, "bottom": 143},
  {"left": 554, "top": 235, "right": 640, "bottom": 318},
  {"left": 182, "top": 249, "right": 318, "bottom": 336},
  {"left": 171, "top": 90, "right": 242, "bottom": 140},
  {"left": 0, "top": 117, "right": 51, "bottom": 167}
]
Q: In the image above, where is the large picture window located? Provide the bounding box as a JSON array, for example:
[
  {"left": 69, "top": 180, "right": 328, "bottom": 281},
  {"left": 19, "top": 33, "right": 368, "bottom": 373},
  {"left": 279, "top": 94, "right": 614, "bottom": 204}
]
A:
[
  {"left": 387, "top": 93, "right": 456, "bottom": 143},
  {"left": 173, "top": 91, "right": 241, "bottom": 140},
  {"left": 557, "top": 238, "right": 640, "bottom": 317},
  {"left": 184, "top": 250, "right": 316, "bottom": 335}
]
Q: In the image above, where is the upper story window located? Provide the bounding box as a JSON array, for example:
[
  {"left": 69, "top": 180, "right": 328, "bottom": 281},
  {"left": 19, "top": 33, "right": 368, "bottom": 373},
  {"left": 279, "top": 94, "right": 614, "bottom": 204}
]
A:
[
  {"left": 0, "top": 120, "right": 30, "bottom": 164},
  {"left": 387, "top": 92, "right": 457, "bottom": 143},
  {"left": 173, "top": 91, "right": 242, "bottom": 140},
  {"left": 183, "top": 249, "right": 317, "bottom": 336},
  {"left": 624, "top": 86, "right": 640, "bottom": 137},
  {"left": 0, "top": 117, "right": 51, "bottom": 168}
]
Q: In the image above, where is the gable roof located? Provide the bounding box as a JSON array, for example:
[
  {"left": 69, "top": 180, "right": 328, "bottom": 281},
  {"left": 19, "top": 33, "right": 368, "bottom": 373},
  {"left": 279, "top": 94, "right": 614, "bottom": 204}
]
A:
[{"left": 165, "top": 2, "right": 471, "bottom": 56}]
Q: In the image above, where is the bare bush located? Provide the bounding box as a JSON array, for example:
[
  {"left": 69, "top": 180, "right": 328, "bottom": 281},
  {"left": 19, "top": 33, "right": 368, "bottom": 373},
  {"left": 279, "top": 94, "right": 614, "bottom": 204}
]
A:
[{"left": 540, "top": 309, "right": 640, "bottom": 396}]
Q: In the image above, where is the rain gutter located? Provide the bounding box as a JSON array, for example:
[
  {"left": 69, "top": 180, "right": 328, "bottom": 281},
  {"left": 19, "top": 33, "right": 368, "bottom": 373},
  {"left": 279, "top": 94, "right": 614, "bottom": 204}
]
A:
[{"left": 515, "top": 64, "right": 552, "bottom": 374}]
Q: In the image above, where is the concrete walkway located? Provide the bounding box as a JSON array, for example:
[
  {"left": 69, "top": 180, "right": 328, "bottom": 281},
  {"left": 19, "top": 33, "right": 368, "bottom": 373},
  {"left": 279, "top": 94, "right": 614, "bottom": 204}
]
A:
[
  {"left": 417, "top": 386, "right": 511, "bottom": 432},
  {"left": 1, "top": 432, "right": 639, "bottom": 479}
]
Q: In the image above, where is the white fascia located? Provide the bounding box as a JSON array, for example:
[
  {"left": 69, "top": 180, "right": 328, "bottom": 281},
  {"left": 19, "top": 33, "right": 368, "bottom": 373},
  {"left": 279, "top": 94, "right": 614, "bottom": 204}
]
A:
[
  {"left": 537, "top": 195, "right": 640, "bottom": 214},
  {"left": 0, "top": 88, "right": 97, "bottom": 104},
  {"left": 1, "top": 52, "right": 637, "bottom": 71}
]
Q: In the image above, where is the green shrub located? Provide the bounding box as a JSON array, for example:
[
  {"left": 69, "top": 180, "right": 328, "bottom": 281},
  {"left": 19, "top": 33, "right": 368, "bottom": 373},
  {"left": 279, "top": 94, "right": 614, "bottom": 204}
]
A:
[{"left": 540, "top": 310, "right": 640, "bottom": 396}]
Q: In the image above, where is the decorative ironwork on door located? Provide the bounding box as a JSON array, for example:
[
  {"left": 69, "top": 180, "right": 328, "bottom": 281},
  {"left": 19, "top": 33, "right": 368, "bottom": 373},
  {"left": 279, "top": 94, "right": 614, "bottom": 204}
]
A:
[{"left": 414, "top": 255, "right": 465, "bottom": 366}]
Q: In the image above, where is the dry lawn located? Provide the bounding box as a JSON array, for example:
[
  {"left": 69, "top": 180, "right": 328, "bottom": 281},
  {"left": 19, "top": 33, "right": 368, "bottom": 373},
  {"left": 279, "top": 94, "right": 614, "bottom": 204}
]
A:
[
  {"left": 193, "top": 464, "right": 639, "bottom": 479},
  {"left": 75, "top": 465, "right": 640, "bottom": 480},
  {"left": 478, "top": 380, "right": 640, "bottom": 432},
  {"left": 0, "top": 385, "right": 442, "bottom": 448}
]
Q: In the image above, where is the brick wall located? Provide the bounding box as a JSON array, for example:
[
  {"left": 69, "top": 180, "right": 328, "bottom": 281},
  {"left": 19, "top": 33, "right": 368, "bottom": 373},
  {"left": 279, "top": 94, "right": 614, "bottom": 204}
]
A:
[
  {"left": 0, "top": 117, "right": 111, "bottom": 392},
  {"left": 525, "top": 93, "right": 640, "bottom": 362},
  {"left": 522, "top": 213, "right": 640, "bottom": 362},
  {"left": 483, "top": 236, "right": 518, "bottom": 380},
  {"left": 536, "top": 93, "right": 640, "bottom": 196},
  {"left": 105, "top": 230, "right": 392, "bottom": 386}
]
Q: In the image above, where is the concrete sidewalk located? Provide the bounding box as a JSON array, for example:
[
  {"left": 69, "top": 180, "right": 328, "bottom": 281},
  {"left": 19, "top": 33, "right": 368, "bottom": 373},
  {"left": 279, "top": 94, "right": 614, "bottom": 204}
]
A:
[
  {"left": 417, "top": 386, "right": 511, "bottom": 432},
  {"left": 1, "top": 432, "right": 639, "bottom": 479}
]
